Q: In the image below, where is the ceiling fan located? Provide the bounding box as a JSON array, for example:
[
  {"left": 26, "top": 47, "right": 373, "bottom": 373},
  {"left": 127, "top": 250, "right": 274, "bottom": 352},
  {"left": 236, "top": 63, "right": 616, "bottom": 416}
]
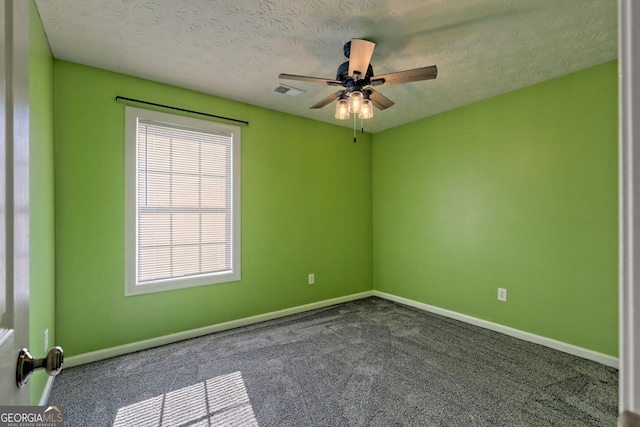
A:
[{"left": 278, "top": 39, "right": 438, "bottom": 124}]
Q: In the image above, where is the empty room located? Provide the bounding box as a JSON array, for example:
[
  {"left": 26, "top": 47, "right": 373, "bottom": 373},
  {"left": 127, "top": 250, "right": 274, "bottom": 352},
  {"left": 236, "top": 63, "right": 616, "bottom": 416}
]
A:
[{"left": 1, "top": 0, "right": 639, "bottom": 426}]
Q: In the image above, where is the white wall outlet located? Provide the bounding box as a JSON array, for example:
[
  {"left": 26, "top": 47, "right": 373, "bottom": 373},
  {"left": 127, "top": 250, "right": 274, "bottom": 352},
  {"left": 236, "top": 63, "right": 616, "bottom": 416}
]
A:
[
  {"left": 498, "top": 288, "right": 507, "bottom": 302},
  {"left": 44, "top": 328, "right": 49, "bottom": 351},
  {"left": 308, "top": 273, "right": 315, "bottom": 285}
]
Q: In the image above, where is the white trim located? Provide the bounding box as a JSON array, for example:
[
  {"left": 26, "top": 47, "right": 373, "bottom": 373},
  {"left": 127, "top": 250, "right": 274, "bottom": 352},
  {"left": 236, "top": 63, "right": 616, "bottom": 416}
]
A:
[
  {"left": 38, "top": 376, "right": 55, "bottom": 406},
  {"left": 65, "top": 289, "right": 618, "bottom": 370},
  {"left": 65, "top": 290, "right": 618, "bottom": 369},
  {"left": 373, "top": 291, "right": 619, "bottom": 368},
  {"left": 619, "top": 0, "right": 640, "bottom": 416},
  {"left": 64, "top": 291, "right": 374, "bottom": 367},
  {"left": 124, "top": 106, "right": 242, "bottom": 296}
]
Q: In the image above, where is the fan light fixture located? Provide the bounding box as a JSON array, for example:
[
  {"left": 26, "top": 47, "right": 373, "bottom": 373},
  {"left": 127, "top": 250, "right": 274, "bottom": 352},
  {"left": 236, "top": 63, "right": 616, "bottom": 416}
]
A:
[
  {"left": 348, "top": 91, "right": 363, "bottom": 113},
  {"left": 359, "top": 99, "right": 373, "bottom": 119},
  {"left": 335, "top": 98, "right": 350, "bottom": 119},
  {"left": 336, "top": 91, "right": 372, "bottom": 121}
]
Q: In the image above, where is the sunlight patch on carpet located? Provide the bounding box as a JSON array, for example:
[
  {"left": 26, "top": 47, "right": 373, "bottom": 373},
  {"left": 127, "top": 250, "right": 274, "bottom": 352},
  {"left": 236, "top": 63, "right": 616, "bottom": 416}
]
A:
[{"left": 113, "top": 371, "right": 259, "bottom": 426}]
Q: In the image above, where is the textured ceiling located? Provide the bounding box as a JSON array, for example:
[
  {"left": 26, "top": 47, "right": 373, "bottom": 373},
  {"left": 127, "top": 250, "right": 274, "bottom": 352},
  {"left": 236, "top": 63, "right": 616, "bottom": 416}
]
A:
[{"left": 35, "top": 0, "right": 617, "bottom": 133}]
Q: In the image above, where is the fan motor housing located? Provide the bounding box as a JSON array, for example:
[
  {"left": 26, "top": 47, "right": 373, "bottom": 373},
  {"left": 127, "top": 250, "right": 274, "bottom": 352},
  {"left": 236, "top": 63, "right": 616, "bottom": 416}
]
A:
[{"left": 336, "top": 61, "right": 375, "bottom": 86}]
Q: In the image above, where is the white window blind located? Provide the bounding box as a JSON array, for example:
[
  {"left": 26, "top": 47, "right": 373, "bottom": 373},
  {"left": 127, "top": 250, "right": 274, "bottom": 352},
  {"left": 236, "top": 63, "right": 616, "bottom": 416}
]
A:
[{"left": 125, "top": 107, "right": 241, "bottom": 295}]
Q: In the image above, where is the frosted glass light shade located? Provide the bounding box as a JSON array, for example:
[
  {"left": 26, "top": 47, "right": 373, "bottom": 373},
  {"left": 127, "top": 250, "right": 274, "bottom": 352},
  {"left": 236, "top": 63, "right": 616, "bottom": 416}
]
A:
[
  {"left": 359, "top": 99, "right": 373, "bottom": 119},
  {"left": 348, "top": 91, "right": 364, "bottom": 113},
  {"left": 335, "top": 98, "right": 350, "bottom": 120}
]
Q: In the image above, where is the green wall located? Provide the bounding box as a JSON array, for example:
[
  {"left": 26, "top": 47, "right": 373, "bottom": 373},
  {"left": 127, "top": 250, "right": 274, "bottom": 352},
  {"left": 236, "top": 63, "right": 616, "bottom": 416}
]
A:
[
  {"left": 29, "top": 1, "right": 55, "bottom": 405},
  {"left": 53, "top": 55, "right": 617, "bottom": 359},
  {"left": 54, "top": 61, "right": 373, "bottom": 357},
  {"left": 373, "top": 61, "right": 618, "bottom": 356}
]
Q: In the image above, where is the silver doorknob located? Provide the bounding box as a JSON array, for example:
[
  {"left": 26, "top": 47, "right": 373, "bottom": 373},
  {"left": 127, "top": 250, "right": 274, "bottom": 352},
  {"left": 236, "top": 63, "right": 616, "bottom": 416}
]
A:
[{"left": 16, "top": 346, "right": 64, "bottom": 388}]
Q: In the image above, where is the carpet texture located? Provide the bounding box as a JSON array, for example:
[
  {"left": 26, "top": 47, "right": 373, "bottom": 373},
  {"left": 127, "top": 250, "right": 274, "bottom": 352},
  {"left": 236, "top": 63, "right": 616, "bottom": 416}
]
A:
[{"left": 48, "top": 297, "right": 618, "bottom": 426}]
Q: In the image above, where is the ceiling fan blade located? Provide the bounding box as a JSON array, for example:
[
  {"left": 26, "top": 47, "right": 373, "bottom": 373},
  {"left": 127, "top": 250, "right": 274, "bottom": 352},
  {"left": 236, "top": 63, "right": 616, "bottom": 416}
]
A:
[
  {"left": 367, "top": 89, "right": 395, "bottom": 110},
  {"left": 370, "top": 65, "right": 438, "bottom": 86},
  {"left": 348, "top": 39, "right": 376, "bottom": 79},
  {"left": 279, "top": 73, "right": 342, "bottom": 86},
  {"left": 310, "top": 90, "right": 345, "bottom": 109}
]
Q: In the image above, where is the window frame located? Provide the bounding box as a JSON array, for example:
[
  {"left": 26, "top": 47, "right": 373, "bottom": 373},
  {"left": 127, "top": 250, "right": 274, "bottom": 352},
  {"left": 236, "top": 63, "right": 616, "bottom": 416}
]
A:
[{"left": 124, "top": 106, "right": 241, "bottom": 296}]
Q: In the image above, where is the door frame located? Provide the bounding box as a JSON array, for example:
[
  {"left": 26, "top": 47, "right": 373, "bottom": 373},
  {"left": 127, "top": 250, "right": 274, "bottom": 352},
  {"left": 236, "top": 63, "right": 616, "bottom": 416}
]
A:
[
  {"left": 0, "top": 0, "right": 30, "bottom": 405},
  {"left": 619, "top": 0, "right": 640, "bottom": 421}
]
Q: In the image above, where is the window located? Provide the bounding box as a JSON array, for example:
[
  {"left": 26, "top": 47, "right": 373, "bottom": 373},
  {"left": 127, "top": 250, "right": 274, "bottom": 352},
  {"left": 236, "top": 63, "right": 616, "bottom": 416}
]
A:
[{"left": 125, "top": 106, "right": 241, "bottom": 295}]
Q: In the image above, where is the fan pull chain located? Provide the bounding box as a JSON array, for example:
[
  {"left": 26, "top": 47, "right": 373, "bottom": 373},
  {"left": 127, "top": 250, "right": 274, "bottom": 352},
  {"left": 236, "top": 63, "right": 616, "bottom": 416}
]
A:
[{"left": 353, "top": 114, "right": 357, "bottom": 143}]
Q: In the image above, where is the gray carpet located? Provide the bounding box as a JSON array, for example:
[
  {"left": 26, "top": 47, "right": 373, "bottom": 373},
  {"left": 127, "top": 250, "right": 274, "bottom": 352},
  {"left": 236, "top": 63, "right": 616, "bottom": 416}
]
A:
[{"left": 48, "top": 297, "right": 618, "bottom": 426}]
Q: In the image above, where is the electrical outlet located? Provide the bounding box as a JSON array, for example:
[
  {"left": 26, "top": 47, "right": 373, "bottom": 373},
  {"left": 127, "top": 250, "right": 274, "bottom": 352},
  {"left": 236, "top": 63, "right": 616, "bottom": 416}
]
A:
[
  {"left": 308, "top": 274, "right": 315, "bottom": 285},
  {"left": 44, "top": 329, "right": 49, "bottom": 351},
  {"left": 498, "top": 288, "right": 507, "bottom": 302}
]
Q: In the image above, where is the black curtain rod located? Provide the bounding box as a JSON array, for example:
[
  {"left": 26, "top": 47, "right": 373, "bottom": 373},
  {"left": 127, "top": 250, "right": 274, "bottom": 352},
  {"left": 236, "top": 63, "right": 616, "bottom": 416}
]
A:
[{"left": 115, "top": 96, "right": 249, "bottom": 126}]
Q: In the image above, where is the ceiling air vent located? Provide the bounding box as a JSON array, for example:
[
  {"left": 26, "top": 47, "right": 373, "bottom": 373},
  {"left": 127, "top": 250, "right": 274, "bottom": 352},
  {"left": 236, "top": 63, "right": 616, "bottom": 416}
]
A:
[{"left": 273, "top": 84, "right": 305, "bottom": 96}]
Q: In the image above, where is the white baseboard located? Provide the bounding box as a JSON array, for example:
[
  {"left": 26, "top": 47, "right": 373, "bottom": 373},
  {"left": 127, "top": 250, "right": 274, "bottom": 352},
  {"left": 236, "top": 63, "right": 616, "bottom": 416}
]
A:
[
  {"left": 39, "top": 375, "right": 55, "bottom": 406},
  {"left": 373, "top": 290, "right": 619, "bottom": 368},
  {"left": 64, "top": 289, "right": 618, "bottom": 369},
  {"left": 64, "top": 291, "right": 374, "bottom": 368}
]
